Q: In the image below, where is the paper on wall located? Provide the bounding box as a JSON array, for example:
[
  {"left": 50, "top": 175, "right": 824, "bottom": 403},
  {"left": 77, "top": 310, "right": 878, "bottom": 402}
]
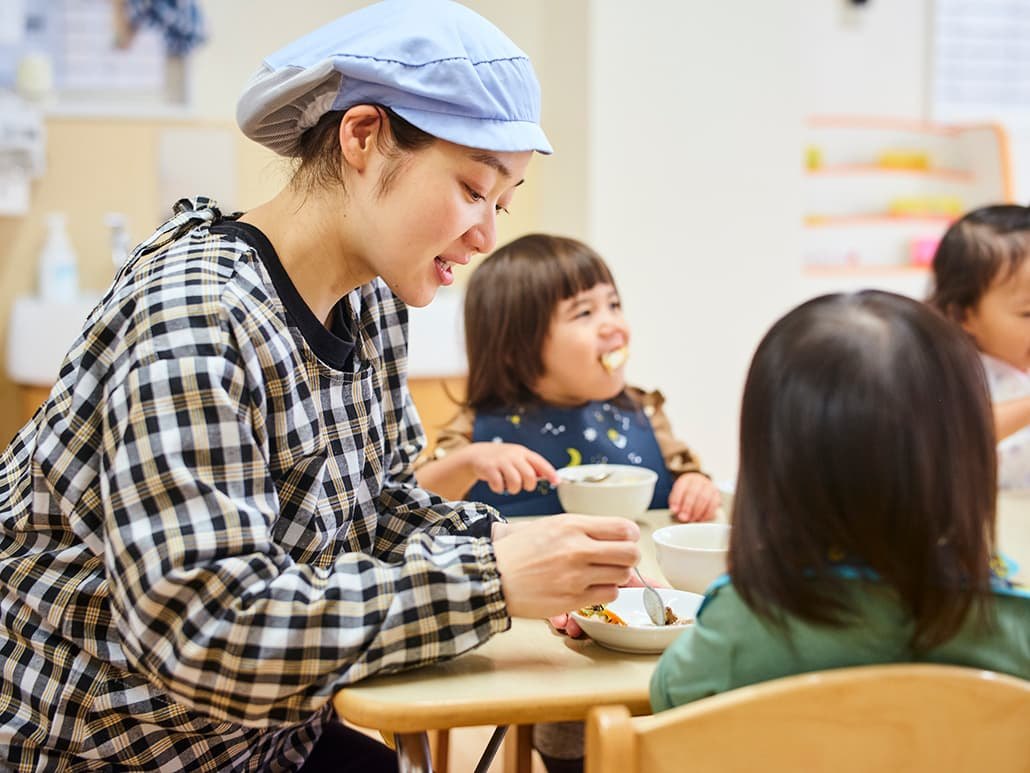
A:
[{"left": 0, "top": 0, "right": 26, "bottom": 46}]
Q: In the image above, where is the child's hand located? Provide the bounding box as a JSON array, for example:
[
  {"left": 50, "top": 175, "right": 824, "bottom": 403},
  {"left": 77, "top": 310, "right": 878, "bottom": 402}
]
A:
[
  {"left": 470, "top": 442, "right": 559, "bottom": 494},
  {"left": 669, "top": 472, "right": 721, "bottom": 522}
]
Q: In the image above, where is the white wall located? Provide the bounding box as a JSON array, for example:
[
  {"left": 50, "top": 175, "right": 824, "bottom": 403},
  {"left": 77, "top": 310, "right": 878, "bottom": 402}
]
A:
[
  {"left": 587, "top": 1, "right": 804, "bottom": 484},
  {"left": 800, "top": 0, "right": 930, "bottom": 119}
]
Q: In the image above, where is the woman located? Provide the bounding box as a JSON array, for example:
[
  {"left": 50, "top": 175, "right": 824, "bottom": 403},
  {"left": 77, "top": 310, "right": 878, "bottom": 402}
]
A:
[{"left": 0, "top": 2, "right": 640, "bottom": 770}]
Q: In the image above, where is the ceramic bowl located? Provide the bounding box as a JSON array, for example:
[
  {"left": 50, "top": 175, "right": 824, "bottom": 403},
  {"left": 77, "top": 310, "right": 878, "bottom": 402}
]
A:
[
  {"left": 652, "top": 522, "right": 731, "bottom": 594},
  {"left": 571, "top": 587, "right": 704, "bottom": 654},
  {"left": 556, "top": 464, "right": 657, "bottom": 517}
]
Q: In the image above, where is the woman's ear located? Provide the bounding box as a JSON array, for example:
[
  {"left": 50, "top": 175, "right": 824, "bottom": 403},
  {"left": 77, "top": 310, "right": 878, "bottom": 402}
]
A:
[{"left": 338, "top": 105, "right": 385, "bottom": 173}]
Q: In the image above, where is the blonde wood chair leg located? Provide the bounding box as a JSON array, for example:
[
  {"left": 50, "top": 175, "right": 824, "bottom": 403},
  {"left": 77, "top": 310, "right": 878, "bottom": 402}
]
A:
[
  {"left": 429, "top": 729, "right": 450, "bottom": 772},
  {"left": 503, "top": 724, "right": 534, "bottom": 773}
]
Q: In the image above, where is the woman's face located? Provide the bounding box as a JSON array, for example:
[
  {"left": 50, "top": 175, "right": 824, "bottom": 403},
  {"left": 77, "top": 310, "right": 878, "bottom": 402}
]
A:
[
  {"left": 533, "top": 282, "right": 631, "bottom": 406},
  {"left": 962, "top": 259, "right": 1030, "bottom": 371},
  {"left": 353, "top": 138, "right": 532, "bottom": 308}
]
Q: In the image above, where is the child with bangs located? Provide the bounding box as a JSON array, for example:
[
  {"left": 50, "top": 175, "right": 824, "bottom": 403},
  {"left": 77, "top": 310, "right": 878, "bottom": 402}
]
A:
[
  {"left": 929, "top": 204, "right": 1030, "bottom": 489},
  {"left": 415, "top": 232, "right": 719, "bottom": 773},
  {"left": 651, "top": 291, "right": 1029, "bottom": 713},
  {"left": 415, "top": 233, "right": 720, "bottom": 523}
]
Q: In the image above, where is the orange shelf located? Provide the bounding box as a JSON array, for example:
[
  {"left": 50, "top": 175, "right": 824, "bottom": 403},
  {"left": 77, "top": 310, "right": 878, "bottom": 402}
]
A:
[
  {"left": 805, "top": 164, "right": 974, "bottom": 182},
  {"left": 802, "top": 264, "right": 929, "bottom": 277},
  {"left": 804, "top": 213, "right": 955, "bottom": 227}
]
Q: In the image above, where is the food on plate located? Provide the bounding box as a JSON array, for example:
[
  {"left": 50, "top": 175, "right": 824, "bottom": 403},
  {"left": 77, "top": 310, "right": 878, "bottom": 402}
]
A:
[
  {"left": 600, "top": 346, "right": 628, "bottom": 372},
  {"left": 664, "top": 606, "right": 690, "bottom": 626},
  {"left": 579, "top": 603, "right": 628, "bottom": 626},
  {"left": 578, "top": 603, "right": 692, "bottom": 627}
]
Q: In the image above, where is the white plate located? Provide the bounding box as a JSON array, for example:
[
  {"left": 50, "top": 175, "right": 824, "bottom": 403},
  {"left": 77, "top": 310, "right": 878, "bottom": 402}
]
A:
[{"left": 571, "top": 587, "right": 704, "bottom": 654}]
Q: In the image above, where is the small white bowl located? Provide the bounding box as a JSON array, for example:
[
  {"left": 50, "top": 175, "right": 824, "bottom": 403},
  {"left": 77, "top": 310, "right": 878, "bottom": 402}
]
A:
[
  {"left": 652, "top": 522, "right": 731, "bottom": 594},
  {"left": 556, "top": 464, "right": 658, "bottom": 517},
  {"left": 571, "top": 587, "right": 703, "bottom": 654}
]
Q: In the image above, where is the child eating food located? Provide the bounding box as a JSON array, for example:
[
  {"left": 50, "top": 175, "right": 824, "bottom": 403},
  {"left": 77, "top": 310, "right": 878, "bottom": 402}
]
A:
[{"left": 415, "top": 233, "right": 720, "bottom": 523}]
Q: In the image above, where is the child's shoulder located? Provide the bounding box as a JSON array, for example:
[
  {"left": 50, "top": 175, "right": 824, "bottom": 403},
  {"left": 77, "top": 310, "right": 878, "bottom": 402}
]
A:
[
  {"left": 694, "top": 574, "right": 742, "bottom": 620},
  {"left": 981, "top": 353, "right": 1030, "bottom": 400},
  {"left": 624, "top": 386, "right": 665, "bottom": 415}
]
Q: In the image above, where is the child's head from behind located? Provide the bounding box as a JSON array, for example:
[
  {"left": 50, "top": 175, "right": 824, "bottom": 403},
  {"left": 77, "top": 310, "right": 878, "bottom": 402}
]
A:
[
  {"left": 929, "top": 204, "right": 1030, "bottom": 371},
  {"left": 464, "top": 234, "right": 629, "bottom": 410},
  {"left": 732, "top": 291, "right": 995, "bottom": 650}
]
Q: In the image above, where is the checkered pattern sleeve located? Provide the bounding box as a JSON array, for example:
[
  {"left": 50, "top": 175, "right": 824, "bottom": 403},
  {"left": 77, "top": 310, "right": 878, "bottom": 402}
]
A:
[
  {"left": 100, "top": 342, "right": 508, "bottom": 725},
  {"left": 373, "top": 384, "right": 502, "bottom": 561}
]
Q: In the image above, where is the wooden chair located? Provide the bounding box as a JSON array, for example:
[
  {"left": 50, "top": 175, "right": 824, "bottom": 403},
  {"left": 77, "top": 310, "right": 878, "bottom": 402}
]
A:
[{"left": 585, "top": 664, "right": 1030, "bottom": 773}]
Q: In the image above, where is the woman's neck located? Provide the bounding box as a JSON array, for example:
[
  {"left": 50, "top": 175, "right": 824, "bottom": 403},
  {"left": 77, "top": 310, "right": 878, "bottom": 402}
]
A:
[{"left": 239, "top": 186, "right": 374, "bottom": 327}]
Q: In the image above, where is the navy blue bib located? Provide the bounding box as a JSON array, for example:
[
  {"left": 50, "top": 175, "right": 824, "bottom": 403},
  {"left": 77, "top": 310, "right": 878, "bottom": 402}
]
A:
[{"left": 467, "top": 396, "right": 674, "bottom": 517}]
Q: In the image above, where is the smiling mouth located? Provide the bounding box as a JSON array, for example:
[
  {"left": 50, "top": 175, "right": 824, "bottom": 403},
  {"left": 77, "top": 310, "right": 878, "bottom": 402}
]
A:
[{"left": 434, "top": 256, "right": 456, "bottom": 285}]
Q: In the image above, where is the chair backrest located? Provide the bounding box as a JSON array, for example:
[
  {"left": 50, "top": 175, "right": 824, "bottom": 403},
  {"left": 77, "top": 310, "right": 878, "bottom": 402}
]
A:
[{"left": 585, "top": 664, "right": 1030, "bottom": 773}]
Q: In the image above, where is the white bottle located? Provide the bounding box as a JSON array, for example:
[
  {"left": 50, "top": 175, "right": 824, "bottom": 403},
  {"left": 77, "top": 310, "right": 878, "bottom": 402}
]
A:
[{"left": 38, "top": 212, "right": 79, "bottom": 302}]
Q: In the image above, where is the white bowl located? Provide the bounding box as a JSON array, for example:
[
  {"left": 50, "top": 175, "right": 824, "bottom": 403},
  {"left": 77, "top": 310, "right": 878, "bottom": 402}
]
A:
[
  {"left": 556, "top": 464, "right": 658, "bottom": 517},
  {"left": 652, "top": 522, "right": 731, "bottom": 594},
  {"left": 571, "top": 587, "right": 704, "bottom": 654}
]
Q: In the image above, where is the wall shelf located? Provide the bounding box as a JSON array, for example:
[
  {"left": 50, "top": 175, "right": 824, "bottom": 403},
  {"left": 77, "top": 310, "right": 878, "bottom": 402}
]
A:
[
  {"left": 802, "top": 264, "right": 929, "bottom": 277},
  {"left": 802, "top": 115, "right": 1013, "bottom": 283},
  {"left": 806, "top": 165, "right": 974, "bottom": 182},
  {"left": 805, "top": 213, "right": 956, "bottom": 227}
]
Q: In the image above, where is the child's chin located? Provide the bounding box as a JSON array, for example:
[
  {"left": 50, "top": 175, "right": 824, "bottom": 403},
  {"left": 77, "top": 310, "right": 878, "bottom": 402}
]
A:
[{"left": 599, "top": 377, "right": 627, "bottom": 400}]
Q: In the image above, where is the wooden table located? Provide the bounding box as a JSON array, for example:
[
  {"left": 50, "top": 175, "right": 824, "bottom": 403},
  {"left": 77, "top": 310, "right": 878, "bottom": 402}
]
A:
[
  {"left": 333, "top": 498, "right": 1030, "bottom": 772},
  {"left": 333, "top": 510, "right": 679, "bottom": 773}
]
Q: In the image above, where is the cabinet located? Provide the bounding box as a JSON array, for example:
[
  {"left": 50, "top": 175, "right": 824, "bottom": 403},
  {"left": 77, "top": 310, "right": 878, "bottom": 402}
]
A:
[
  {"left": 802, "top": 116, "right": 1013, "bottom": 280},
  {"left": 408, "top": 375, "right": 465, "bottom": 453}
]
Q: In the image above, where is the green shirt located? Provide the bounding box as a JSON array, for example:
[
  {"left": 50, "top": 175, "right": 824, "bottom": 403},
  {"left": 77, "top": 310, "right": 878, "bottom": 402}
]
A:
[{"left": 651, "top": 574, "right": 1030, "bottom": 712}]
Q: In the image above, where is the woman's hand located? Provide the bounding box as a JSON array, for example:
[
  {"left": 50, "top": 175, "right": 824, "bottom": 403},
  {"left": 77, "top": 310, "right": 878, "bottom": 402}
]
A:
[
  {"left": 469, "top": 441, "right": 559, "bottom": 494},
  {"left": 493, "top": 513, "right": 640, "bottom": 619},
  {"left": 669, "top": 472, "right": 721, "bottom": 522}
]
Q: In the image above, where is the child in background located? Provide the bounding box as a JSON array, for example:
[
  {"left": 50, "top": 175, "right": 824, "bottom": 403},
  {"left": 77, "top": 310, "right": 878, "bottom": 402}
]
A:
[
  {"left": 651, "top": 291, "right": 1029, "bottom": 713},
  {"left": 415, "top": 233, "right": 720, "bottom": 522},
  {"left": 928, "top": 204, "right": 1030, "bottom": 489}
]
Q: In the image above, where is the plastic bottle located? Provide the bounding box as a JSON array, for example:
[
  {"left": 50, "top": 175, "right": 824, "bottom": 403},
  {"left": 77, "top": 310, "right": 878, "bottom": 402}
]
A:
[{"left": 38, "top": 212, "right": 79, "bottom": 302}]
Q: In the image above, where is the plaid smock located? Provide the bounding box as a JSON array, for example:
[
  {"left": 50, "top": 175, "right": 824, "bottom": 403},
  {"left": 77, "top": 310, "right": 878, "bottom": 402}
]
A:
[{"left": 0, "top": 198, "right": 507, "bottom": 771}]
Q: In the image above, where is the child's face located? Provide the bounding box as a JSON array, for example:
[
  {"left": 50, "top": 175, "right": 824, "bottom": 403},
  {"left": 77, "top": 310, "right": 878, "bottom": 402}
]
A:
[
  {"left": 533, "top": 282, "right": 630, "bottom": 405},
  {"left": 962, "top": 259, "right": 1030, "bottom": 371}
]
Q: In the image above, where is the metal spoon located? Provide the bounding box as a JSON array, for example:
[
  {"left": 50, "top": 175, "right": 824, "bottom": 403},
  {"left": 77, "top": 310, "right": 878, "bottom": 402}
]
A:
[
  {"left": 635, "top": 567, "right": 665, "bottom": 626},
  {"left": 557, "top": 470, "right": 612, "bottom": 484}
]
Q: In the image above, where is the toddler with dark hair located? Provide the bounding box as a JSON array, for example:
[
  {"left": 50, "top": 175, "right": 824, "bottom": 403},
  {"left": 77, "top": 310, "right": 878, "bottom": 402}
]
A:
[
  {"left": 652, "top": 291, "right": 1029, "bottom": 711},
  {"left": 929, "top": 204, "right": 1030, "bottom": 488}
]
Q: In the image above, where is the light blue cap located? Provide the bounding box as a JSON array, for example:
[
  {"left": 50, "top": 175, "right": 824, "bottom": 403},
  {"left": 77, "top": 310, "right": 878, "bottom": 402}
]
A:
[{"left": 236, "top": 0, "right": 552, "bottom": 156}]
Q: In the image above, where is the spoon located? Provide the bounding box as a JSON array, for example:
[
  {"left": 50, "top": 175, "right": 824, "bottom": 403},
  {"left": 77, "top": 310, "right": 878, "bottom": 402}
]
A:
[
  {"left": 557, "top": 470, "right": 612, "bottom": 484},
  {"left": 635, "top": 567, "right": 665, "bottom": 626}
]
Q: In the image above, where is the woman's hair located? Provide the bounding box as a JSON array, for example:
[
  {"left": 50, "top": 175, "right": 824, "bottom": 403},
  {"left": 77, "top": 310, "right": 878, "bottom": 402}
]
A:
[
  {"left": 464, "top": 234, "right": 616, "bottom": 412},
  {"left": 730, "top": 290, "right": 996, "bottom": 651},
  {"left": 291, "top": 105, "right": 435, "bottom": 194},
  {"left": 927, "top": 204, "right": 1030, "bottom": 320}
]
